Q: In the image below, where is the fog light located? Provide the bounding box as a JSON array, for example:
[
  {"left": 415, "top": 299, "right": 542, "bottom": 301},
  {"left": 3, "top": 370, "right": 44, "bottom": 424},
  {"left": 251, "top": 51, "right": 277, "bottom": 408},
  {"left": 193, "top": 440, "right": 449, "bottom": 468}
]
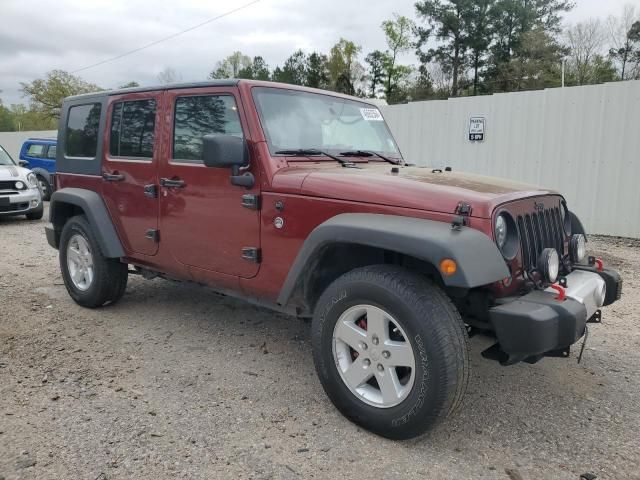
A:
[
  {"left": 15, "top": 181, "right": 26, "bottom": 190},
  {"left": 538, "top": 248, "right": 559, "bottom": 283},
  {"left": 30, "top": 200, "right": 39, "bottom": 208},
  {"left": 570, "top": 234, "right": 587, "bottom": 264}
]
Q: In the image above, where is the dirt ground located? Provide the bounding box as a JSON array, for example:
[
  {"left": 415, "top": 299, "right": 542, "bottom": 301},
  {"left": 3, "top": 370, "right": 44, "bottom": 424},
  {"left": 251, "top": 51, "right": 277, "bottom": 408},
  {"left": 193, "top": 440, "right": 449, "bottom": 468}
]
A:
[{"left": 1, "top": 205, "right": 639, "bottom": 480}]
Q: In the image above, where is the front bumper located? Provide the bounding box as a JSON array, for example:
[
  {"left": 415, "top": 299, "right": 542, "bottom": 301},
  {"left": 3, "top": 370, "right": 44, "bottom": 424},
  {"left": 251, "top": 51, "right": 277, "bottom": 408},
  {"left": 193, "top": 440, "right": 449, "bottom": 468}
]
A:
[
  {"left": 488, "top": 268, "right": 622, "bottom": 364},
  {"left": 0, "top": 188, "right": 42, "bottom": 216}
]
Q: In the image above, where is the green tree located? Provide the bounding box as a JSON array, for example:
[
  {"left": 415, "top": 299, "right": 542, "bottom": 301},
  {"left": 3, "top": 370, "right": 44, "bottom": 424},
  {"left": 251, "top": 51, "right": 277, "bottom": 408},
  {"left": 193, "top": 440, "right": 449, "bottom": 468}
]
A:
[
  {"left": 607, "top": 5, "right": 640, "bottom": 81},
  {"left": 415, "top": 0, "right": 471, "bottom": 97},
  {"left": 365, "top": 50, "right": 387, "bottom": 97},
  {"left": 9, "top": 104, "right": 57, "bottom": 131},
  {"left": 464, "top": 0, "right": 494, "bottom": 94},
  {"left": 328, "top": 38, "right": 363, "bottom": 95},
  {"left": 305, "top": 52, "right": 330, "bottom": 89},
  {"left": 272, "top": 50, "right": 307, "bottom": 85},
  {"left": 20, "top": 70, "right": 101, "bottom": 119},
  {"left": 119, "top": 81, "right": 140, "bottom": 88},
  {"left": 0, "top": 99, "right": 15, "bottom": 132},
  {"left": 381, "top": 14, "right": 415, "bottom": 101},
  {"left": 238, "top": 56, "right": 271, "bottom": 80},
  {"left": 209, "top": 51, "right": 251, "bottom": 79}
]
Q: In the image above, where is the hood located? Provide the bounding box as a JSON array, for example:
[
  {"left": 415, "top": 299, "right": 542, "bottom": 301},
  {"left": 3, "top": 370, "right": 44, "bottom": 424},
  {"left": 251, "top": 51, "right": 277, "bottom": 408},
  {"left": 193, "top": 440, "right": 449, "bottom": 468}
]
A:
[
  {"left": 0, "top": 164, "right": 31, "bottom": 181},
  {"left": 272, "top": 163, "right": 559, "bottom": 218}
]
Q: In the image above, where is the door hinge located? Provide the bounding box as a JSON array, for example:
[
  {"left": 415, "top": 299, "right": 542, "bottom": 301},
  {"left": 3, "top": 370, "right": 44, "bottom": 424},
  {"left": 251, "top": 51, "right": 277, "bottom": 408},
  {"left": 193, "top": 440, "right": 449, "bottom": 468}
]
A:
[
  {"left": 452, "top": 202, "right": 472, "bottom": 230},
  {"left": 144, "top": 184, "right": 158, "bottom": 198},
  {"left": 145, "top": 229, "right": 160, "bottom": 242},
  {"left": 241, "top": 247, "right": 261, "bottom": 263},
  {"left": 241, "top": 193, "right": 261, "bottom": 210}
]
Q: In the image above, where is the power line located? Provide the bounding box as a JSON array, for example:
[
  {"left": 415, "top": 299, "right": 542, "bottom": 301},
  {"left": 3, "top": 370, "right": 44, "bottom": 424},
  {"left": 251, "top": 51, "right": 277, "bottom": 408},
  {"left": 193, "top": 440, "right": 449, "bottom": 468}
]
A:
[{"left": 71, "top": 0, "right": 261, "bottom": 73}]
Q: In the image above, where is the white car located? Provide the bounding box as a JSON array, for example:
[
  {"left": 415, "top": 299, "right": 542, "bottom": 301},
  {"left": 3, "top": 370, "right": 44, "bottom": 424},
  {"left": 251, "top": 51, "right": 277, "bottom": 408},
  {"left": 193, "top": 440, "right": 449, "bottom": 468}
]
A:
[{"left": 0, "top": 144, "right": 43, "bottom": 220}]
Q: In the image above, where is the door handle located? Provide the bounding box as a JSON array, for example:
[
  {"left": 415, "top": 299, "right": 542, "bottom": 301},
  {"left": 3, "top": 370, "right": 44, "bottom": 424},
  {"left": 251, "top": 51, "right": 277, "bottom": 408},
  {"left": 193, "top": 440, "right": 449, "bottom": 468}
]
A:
[
  {"left": 160, "top": 177, "right": 186, "bottom": 188},
  {"left": 103, "top": 172, "right": 125, "bottom": 182}
]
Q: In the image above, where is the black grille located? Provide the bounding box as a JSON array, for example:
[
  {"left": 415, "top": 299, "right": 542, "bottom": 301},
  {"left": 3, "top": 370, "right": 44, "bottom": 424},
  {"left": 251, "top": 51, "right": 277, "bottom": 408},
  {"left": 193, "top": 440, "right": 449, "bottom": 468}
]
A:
[
  {"left": 516, "top": 206, "right": 565, "bottom": 273},
  {"left": 0, "top": 202, "right": 28, "bottom": 213},
  {"left": 0, "top": 181, "right": 18, "bottom": 190}
]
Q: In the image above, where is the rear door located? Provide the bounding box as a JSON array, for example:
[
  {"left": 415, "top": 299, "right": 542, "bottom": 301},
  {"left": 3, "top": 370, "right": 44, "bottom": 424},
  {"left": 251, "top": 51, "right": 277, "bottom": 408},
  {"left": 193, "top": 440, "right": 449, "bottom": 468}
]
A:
[{"left": 101, "top": 93, "right": 161, "bottom": 256}]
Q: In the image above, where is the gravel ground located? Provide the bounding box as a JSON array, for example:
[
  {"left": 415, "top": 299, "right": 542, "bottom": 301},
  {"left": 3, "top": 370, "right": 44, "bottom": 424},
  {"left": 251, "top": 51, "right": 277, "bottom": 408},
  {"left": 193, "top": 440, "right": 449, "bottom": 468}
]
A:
[{"left": 1, "top": 205, "right": 639, "bottom": 480}]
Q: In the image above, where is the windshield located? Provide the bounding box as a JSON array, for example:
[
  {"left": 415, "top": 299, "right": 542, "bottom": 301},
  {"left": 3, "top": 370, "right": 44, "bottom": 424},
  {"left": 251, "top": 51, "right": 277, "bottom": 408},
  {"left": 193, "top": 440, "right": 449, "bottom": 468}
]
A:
[
  {"left": 0, "top": 145, "right": 16, "bottom": 166},
  {"left": 252, "top": 87, "right": 402, "bottom": 160}
]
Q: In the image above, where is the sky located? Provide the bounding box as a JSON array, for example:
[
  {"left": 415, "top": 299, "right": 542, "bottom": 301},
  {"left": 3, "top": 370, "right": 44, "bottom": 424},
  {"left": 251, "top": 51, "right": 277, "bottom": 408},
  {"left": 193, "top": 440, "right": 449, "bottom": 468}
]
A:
[{"left": 0, "top": 0, "right": 637, "bottom": 105}]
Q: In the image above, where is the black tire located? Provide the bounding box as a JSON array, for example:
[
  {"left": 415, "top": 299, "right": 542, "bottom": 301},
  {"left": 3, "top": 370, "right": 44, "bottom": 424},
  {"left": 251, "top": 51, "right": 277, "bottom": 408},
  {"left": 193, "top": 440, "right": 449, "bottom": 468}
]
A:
[
  {"left": 25, "top": 204, "right": 44, "bottom": 220},
  {"left": 312, "top": 265, "right": 469, "bottom": 440},
  {"left": 59, "top": 215, "right": 128, "bottom": 308},
  {"left": 37, "top": 175, "right": 52, "bottom": 201}
]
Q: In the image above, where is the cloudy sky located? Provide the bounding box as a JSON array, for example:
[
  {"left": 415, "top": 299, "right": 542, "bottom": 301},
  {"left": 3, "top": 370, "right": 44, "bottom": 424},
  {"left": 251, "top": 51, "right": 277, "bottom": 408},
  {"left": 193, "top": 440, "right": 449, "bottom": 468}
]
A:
[{"left": 0, "top": 0, "right": 635, "bottom": 105}]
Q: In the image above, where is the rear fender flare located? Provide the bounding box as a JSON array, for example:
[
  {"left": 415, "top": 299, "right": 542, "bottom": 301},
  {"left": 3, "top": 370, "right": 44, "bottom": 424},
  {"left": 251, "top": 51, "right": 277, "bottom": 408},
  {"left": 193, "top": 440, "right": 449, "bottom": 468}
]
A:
[{"left": 48, "top": 188, "right": 124, "bottom": 258}]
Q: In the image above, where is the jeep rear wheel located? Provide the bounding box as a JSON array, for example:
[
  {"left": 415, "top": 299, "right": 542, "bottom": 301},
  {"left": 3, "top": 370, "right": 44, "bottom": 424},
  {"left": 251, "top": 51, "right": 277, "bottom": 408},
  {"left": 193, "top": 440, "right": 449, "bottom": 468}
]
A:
[
  {"left": 311, "top": 265, "right": 469, "bottom": 440},
  {"left": 59, "top": 215, "right": 128, "bottom": 308}
]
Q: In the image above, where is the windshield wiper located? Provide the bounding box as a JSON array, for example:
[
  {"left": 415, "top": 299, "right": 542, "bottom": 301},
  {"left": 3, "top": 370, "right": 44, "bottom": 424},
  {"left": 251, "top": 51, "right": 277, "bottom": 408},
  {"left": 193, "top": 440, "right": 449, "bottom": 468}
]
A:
[
  {"left": 274, "top": 149, "right": 357, "bottom": 167},
  {"left": 339, "top": 150, "right": 405, "bottom": 165}
]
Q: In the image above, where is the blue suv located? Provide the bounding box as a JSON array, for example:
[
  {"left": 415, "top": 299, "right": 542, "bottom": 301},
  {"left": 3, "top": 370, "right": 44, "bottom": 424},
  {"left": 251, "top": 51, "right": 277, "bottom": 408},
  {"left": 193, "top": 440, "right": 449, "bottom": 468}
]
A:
[{"left": 19, "top": 137, "right": 56, "bottom": 200}]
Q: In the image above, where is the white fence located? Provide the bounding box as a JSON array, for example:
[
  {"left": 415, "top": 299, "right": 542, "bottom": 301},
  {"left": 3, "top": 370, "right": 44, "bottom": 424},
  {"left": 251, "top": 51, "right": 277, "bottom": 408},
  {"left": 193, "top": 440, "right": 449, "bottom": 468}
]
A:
[
  {"left": 382, "top": 80, "right": 640, "bottom": 239},
  {"left": 0, "top": 130, "right": 57, "bottom": 160}
]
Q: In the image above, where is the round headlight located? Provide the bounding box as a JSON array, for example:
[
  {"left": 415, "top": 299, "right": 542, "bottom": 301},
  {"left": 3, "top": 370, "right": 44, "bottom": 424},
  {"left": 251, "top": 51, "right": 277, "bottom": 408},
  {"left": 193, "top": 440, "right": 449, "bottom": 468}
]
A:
[
  {"left": 495, "top": 214, "right": 507, "bottom": 248},
  {"left": 494, "top": 212, "right": 519, "bottom": 260},
  {"left": 538, "top": 248, "right": 559, "bottom": 284},
  {"left": 15, "top": 181, "right": 26, "bottom": 190},
  {"left": 27, "top": 172, "right": 38, "bottom": 187},
  {"left": 569, "top": 234, "right": 587, "bottom": 264}
]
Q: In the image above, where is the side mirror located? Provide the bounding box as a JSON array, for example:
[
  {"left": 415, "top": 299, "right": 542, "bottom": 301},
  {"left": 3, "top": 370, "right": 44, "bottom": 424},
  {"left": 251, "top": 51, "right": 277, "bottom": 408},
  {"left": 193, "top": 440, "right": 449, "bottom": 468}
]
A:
[
  {"left": 202, "top": 134, "right": 253, "bottom": 188},
  {"left": 203, "top": 134, "right": 249, "bottom": 169},
  {"left": 18, "top": 160, "right": 29, "bottom": 168}
]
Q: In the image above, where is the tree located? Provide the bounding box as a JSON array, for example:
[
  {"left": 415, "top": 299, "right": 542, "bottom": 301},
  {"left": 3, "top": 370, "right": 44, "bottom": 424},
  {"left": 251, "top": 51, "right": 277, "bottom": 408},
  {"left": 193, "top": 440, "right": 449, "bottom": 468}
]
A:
[
  {"left": 0, "top": 100, "right": 15, "bottom": 132},
  {"left": 157, "top": 67, "right": 182, "bottom": 84},
  {"left": 209, "top": 51, "right": 251, "bottom": 79},
  {"left": 565, "top": 19, "right": 607, "bottom": 85},
  {"left": 237, "top": 56, "right": 271, "bottom": 80},
  {"left": 607, "top": 6, "right": 640, "bottom": 80},
  {"left": 119, "top": 81, "right": 140, "bottom": 88},
  {"left": 305, "top": 52, "right": 330, "bottom": 89},
  {"left": 415, "top": 0, "right": 471, "bottom": 97},
  {"left": 365, "top": 50, "right": 387, "bottom": 97},
  {"left": 327, "top": 38, "right": 363, "bottom": 95},
  {"left": 272, "top": 50, "right": 307, "bottom": 85},
  {"left": 381, "top": 14, "right": 415, "bottom": 101},
  {"left": 20, "top": 70, "right": 101, "bottom": 119},
  {"left": 464, "top": 0, "right": 494, "bottom": 94}
]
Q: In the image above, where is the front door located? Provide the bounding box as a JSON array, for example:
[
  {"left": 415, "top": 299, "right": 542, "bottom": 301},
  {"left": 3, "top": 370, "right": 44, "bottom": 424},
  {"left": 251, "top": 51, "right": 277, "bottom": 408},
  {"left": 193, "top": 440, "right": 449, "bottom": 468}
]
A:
[
  {"left": 101, "top": 93, "right": 161, "bottom": 256},
  {"left": 158, "top": 87, "right": 260, "bottom": 278}
]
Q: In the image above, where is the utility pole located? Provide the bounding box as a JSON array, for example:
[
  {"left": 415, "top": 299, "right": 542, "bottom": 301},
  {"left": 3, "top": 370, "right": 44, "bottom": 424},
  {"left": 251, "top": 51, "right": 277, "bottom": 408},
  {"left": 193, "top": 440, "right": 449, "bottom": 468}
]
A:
[{"left": 561, "top": 58, "right": 565, "bottom": 88}]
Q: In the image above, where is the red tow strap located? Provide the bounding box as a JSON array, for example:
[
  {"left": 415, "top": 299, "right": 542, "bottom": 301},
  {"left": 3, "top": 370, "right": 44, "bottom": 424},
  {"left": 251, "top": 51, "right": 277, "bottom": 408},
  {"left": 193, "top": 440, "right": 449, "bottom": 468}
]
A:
[{"left": 549, "top": 283, "right": 566, "bottom": 301}]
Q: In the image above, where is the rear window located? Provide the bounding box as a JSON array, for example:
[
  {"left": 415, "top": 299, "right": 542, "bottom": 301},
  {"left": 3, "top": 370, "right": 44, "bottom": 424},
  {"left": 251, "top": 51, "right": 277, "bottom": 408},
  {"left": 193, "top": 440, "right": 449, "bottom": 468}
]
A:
[
  {"left": 65, "top": 103, "right": 101, "bottom": 158},
  {"left": 109, "top": 99, "right": 157, "bottom": 158},
  {"left": 26, "top": 144, "right": 45, "bottom": 157}
]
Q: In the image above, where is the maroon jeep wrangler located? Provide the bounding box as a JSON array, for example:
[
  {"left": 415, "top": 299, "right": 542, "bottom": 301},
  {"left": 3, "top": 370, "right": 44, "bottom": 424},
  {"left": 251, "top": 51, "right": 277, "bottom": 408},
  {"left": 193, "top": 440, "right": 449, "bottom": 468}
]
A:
[{"left": 46, "top": 80, "right": 622, "bottom": 439}]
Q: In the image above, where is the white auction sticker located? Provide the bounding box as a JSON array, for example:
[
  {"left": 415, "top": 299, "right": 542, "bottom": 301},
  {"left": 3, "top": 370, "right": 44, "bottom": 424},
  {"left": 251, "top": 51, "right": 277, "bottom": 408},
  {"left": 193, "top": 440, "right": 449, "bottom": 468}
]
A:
[{"left": 360, "top": 108, "right": 384, "bottom": 121}]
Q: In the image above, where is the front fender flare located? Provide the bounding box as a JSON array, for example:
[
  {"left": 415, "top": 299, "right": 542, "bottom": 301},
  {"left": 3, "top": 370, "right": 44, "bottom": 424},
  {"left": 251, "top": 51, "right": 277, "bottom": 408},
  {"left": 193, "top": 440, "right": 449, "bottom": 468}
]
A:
[
  {"left": 48, "top": 188, "right": 124, "bottom": 258},
  {"left": 277, "top": 213, "right": 510, "bottom": 306}
]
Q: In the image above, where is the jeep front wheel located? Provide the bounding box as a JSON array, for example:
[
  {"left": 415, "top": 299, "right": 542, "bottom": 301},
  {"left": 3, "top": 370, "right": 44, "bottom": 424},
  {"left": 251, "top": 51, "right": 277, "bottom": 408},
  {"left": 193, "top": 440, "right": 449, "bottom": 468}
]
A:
[
  {"left": 311, "top": 265, "right": 469, "bottom": 439},
  {"left": 59, "top": 215, "right": 128, "bottom": 308}
]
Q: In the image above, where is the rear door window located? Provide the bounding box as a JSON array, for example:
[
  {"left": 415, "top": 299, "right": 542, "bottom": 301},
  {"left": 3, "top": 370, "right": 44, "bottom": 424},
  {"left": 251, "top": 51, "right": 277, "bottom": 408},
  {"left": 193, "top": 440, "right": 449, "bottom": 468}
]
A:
[
  {"left": 45, "top": 145, "right": 57, "bottom": 159},
  {"left": 172, "top": 95, "right": 243, "bottom": 163},
  {"left": 26, "top": 144, "right": 45, "bottom": 157},
  {"left": 65, "top": 103, "right": 102, "bottom": 158},
  {"left": 109, "top": 99, "right": 157, "bottom": 159}
]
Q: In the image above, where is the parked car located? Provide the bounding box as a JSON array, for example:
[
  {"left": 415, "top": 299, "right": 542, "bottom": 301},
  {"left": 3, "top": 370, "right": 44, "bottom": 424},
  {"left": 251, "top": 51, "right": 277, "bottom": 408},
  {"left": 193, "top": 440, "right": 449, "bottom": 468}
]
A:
[
  {"left": 19, "top": 137, "right": 56, "bottom": 200},
  {"left": 45, "top": 80, "right": 622, "bottom": 439},
  {"left": 0, "top": 143, "right": 44, "bottom": 220}
]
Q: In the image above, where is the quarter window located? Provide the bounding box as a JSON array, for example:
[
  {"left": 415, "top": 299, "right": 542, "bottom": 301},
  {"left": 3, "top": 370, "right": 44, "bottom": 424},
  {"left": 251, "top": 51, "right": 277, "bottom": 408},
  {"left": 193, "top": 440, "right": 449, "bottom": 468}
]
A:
[
  {"left": 110, "top": 99, "right": 157, "bottom": 158},
  {"left": 65, "top": 103, "right": 102, "bottom": 158},
  {"left": 173, "top": 95, "right": 243, "bottom": 162},
  {"left": 26, "top": 144, "right": 45, "bottom": 157}
]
